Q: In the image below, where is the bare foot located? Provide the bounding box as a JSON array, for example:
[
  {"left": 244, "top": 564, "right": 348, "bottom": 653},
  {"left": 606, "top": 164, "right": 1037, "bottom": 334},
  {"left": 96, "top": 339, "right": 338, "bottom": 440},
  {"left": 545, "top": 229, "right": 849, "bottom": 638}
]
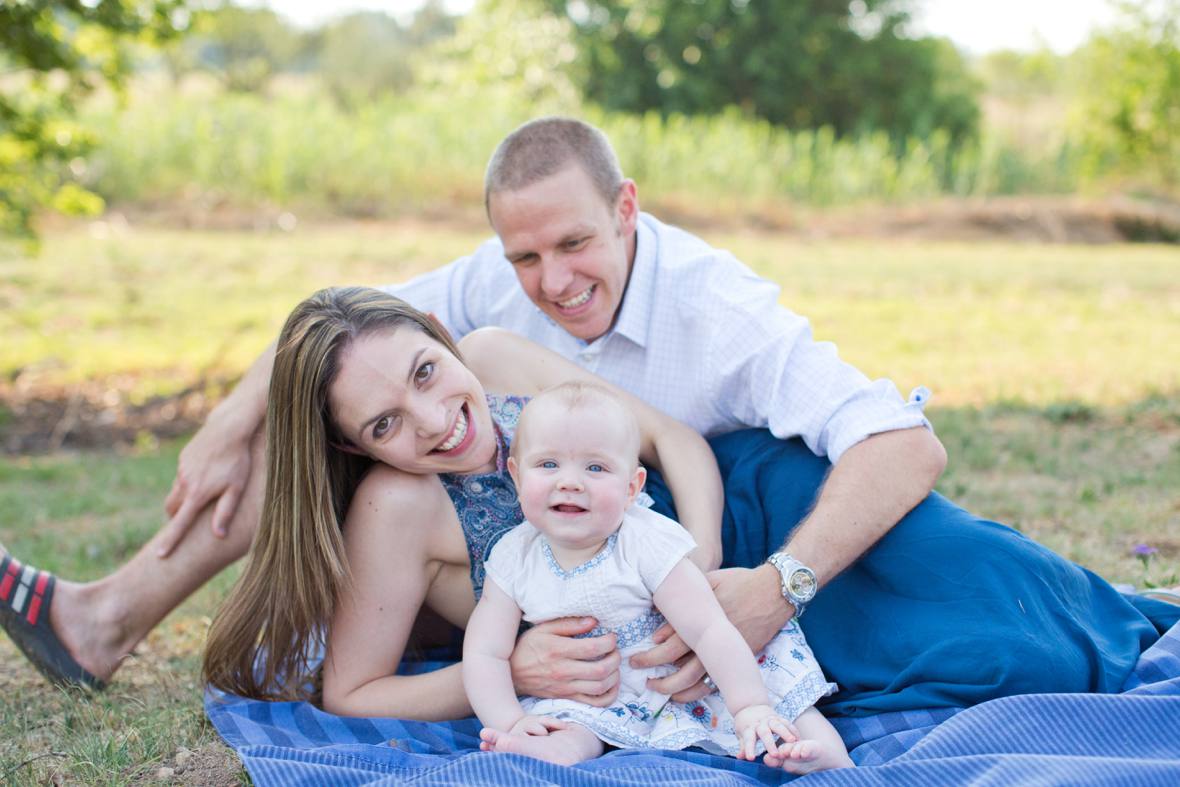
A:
[
  {"left": 764, "top": 738, "right": 854, "bottom": 774},
  {"left": 479, "top": 725, "right": 603, "bottom": 766}
]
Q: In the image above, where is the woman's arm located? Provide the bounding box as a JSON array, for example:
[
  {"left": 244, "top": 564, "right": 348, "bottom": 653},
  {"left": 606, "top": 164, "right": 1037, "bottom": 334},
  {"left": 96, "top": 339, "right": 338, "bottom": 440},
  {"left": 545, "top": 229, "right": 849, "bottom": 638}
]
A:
[
  {"left": 321, "top": 466, "right": 475, "bottom": 719},
  {"left": 463, "top": 580, "right": 528, "bottom": 731},
  {"left": 652, "top": 558, "right": 769, "bottom": 716},
  {"left": 460, "top": 327, "right": 723, "bottom": 570}
]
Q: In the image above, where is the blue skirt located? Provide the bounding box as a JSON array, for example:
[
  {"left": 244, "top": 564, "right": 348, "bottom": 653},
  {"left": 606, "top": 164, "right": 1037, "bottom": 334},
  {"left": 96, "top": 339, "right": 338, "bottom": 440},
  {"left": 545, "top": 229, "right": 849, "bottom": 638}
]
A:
[{"left": 645, "top": 429, "right": 1176, "bottom": 717}]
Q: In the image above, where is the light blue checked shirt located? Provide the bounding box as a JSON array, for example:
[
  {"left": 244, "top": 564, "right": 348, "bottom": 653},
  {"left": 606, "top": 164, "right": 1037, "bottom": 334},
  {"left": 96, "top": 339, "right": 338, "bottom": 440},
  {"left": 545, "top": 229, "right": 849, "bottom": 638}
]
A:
[{"left": 386, "top": 213, "right": 929, "bottom": 463}]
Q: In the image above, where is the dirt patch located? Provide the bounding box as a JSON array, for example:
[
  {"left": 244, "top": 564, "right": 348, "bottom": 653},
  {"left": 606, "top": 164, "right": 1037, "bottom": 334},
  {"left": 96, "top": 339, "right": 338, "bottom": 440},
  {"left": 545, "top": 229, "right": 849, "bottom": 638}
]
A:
[
  {"left": 0, "top": 378, "right": 227, "bottom": 455},
  {"left": 653, "top": 194, "right": 1180, "bottom": 243},
  {"left": 131, "top": 742, "right": 245, "bottom": 786}
]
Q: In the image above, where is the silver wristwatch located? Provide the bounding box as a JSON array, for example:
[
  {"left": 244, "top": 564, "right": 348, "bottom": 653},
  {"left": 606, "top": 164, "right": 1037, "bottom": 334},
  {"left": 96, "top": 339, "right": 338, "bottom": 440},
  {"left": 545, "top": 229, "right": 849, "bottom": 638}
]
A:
[{"left": 767, "top": 551, "right": 818, "bottom": 618}]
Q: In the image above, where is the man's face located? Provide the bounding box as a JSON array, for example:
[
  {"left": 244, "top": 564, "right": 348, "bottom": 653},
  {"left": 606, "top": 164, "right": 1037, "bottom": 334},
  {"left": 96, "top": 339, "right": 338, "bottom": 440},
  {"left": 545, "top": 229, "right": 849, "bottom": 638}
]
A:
[{"left": 488, "top": 164, "right": 638, "bottom": 342}]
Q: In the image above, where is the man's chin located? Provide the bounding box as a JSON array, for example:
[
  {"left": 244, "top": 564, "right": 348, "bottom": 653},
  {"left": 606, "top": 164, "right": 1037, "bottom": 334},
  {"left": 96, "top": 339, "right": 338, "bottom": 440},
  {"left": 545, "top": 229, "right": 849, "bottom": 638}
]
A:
[{"left": 552, "top": 312, "right": 610, "bottom": 342}]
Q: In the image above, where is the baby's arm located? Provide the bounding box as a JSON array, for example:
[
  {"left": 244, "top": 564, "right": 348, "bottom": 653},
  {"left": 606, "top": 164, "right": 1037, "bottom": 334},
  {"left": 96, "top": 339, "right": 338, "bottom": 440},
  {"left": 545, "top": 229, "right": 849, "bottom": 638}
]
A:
[
  {"left": 463, "top": 579, "right": 529, "bottom": 732},
  {"left": 653, "top": 558, "right": 796, "bottom": 757}
]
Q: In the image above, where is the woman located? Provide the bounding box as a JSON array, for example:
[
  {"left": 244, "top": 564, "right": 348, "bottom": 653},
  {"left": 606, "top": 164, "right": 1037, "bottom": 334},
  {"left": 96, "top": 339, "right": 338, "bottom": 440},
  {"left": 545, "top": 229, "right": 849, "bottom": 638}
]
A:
[{"left": 203, "top": 286, "right": 724, "bottom": 718}]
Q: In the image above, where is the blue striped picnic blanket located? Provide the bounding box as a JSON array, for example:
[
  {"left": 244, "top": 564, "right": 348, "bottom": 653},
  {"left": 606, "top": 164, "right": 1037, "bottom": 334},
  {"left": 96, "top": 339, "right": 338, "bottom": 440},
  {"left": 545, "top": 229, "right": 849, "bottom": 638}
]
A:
[{"left": 206, "top": 620, "right": 1180, "bottom": 786}]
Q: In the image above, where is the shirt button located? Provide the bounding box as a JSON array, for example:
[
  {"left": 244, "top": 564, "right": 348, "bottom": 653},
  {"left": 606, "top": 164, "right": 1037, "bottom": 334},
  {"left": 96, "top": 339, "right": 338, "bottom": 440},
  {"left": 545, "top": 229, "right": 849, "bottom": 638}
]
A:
[{"left": 469, "top": 481, "right": 484, "bottom": 493}]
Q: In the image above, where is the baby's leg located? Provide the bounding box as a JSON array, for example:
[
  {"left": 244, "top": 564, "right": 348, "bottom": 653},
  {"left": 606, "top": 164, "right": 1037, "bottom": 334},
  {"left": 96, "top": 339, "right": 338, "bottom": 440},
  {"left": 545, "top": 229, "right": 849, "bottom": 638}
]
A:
[
  {"left": 480, "top": 722, "right": 603, "bottom": 766},
  {"left": 763, "top": 707, "right": 854, "bottom": 774}
]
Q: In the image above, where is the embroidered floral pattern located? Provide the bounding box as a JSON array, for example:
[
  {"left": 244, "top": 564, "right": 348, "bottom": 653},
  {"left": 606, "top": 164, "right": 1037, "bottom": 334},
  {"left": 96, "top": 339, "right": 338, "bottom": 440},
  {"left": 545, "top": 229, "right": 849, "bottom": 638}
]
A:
[
  {"left": 541, "top": 533, "right": 619, "bottom": 579},
  {"left": 579, "top": 610, "right": 665, "bottom": 650},
  {"left": 440, "top": 395, "right": 527, "bottom": 599}
]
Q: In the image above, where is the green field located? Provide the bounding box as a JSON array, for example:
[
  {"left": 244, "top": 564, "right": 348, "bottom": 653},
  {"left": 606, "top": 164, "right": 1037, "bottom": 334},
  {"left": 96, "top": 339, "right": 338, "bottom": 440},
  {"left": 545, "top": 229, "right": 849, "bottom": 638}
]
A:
[{"left": 1, "top": 222, "right": 1179, "bottom": 782}]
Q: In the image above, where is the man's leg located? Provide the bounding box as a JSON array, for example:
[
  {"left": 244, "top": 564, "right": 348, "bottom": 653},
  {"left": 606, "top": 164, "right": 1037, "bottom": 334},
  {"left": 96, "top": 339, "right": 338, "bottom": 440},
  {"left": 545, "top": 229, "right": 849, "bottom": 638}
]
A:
[{"left": 3, "top": 429, "right": 265, "bottom": 684}]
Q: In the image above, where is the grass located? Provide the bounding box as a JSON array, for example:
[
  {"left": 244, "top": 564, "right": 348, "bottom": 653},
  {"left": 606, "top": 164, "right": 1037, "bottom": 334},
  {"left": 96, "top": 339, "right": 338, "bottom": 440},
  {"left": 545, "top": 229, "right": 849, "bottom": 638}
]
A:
[
  {"left": 75, "top": 80, "right": 1091, "bottom": 223},
  {"left": 1, "top": 222, "right": 1178, "bottom": 781}
]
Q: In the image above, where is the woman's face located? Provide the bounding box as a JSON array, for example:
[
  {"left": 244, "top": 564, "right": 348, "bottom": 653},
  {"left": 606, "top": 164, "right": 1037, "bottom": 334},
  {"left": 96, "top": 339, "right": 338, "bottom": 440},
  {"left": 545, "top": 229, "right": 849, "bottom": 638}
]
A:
[{"left": 328, "top": 327, "right": 498, "bottom": 475}]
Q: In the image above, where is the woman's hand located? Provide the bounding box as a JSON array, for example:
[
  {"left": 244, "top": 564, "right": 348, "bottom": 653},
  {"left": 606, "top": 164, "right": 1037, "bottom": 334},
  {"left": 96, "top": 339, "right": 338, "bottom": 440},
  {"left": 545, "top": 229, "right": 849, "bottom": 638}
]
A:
[{"left": 509, "top": 617, "right": 622, "bottom": 706}]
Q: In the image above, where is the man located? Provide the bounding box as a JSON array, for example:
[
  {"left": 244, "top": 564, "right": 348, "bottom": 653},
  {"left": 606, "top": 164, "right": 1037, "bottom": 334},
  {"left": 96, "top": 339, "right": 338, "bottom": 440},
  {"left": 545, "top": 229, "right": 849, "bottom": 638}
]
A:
[{"left": 2, "top": 117, "right": 944, "bottom": 700}]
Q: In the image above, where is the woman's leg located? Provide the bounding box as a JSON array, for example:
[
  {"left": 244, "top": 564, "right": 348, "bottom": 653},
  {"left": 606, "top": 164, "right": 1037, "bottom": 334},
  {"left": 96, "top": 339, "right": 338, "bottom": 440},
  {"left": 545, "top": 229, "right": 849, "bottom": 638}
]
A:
[{"left": 647, "top": 429, "right": 1163, "bottom": 715}]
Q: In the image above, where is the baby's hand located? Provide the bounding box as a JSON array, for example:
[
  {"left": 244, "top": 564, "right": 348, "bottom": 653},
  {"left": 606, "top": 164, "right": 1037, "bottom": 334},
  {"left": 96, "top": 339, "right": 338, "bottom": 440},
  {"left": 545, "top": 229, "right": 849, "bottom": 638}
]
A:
[
  {"left": 732, "top": 704, "right": 798, "bottom": 761},
  {"left": 508, "top": 714, "right": 569, "bottom": 737}
]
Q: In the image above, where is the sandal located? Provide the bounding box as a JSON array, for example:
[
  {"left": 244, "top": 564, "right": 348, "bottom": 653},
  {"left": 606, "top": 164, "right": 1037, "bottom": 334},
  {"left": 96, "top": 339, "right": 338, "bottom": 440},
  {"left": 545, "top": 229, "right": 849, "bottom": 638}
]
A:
[
  {"left": 0, "top": 553, "right": 106, "bottom": 690},
  {"left": 1140, "top": 587, "right": 1180, "bottom": 607}
]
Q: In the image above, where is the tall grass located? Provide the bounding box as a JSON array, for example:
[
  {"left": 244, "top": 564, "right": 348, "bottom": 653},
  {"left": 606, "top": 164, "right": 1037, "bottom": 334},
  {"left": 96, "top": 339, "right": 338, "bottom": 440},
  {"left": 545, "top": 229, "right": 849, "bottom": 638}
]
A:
[{"left": 81, "top": 83, "right": 1084, "bottom": 219}]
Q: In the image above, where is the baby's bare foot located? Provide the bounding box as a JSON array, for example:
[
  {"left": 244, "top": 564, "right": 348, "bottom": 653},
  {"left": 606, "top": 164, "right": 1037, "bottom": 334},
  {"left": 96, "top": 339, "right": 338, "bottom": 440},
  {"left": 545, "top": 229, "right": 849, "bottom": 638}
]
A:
[
  {"left": 764, "top": 738, "right": 854, "bottom": 774},
  {"left": 478, "top": 726, "right": 602, "bottom": 766}
]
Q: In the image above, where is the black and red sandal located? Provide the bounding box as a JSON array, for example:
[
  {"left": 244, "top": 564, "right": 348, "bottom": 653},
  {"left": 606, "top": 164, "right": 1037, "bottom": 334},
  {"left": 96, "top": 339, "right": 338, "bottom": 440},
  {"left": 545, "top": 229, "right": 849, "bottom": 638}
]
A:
[{"left": 0, "top": 552, "right": 106, "bottom": 690}]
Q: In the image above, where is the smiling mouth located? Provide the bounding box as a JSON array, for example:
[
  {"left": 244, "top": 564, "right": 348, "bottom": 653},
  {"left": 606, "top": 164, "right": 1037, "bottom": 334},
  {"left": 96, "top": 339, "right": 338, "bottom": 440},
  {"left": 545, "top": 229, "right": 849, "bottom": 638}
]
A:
[
  {"left": 556, "top": 285, "right": 594, "bottom": 310},
  {"left": 433, "top": 403, "right": 470, "bottom": 453}
]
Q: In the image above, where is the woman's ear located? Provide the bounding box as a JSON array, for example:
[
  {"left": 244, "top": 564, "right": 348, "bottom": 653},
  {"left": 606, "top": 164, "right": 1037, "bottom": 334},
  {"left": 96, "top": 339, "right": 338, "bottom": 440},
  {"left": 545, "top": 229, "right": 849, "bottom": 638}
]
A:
[
  {"left": 331, "top": 440, "right": 369, "bottom": 458},
  {"left": 626, "top": 465, "right": 647, "bottom": 506}
]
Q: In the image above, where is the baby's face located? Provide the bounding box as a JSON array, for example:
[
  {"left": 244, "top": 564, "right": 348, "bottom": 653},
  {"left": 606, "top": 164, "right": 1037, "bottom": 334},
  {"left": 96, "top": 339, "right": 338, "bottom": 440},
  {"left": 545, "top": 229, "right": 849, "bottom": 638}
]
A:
[{"left": 508, "top": 399, "right": 643, "bottom": 553}]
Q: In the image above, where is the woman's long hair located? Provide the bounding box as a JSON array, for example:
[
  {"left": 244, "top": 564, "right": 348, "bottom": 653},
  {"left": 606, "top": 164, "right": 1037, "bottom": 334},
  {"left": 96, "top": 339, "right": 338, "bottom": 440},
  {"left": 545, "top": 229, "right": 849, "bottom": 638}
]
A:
[{"left": 202, "top": 286, "right": 462, "bottom": 700}]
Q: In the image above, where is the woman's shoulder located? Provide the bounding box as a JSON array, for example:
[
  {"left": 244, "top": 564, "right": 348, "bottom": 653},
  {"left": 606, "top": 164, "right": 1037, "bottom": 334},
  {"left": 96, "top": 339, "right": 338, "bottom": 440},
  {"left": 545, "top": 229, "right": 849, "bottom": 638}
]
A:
[
  {"left": 354, "top": 464, "right": 447, "bottom": 504},
  {"left": 348, "top": 465, "right": 452, "bottom": 533}
]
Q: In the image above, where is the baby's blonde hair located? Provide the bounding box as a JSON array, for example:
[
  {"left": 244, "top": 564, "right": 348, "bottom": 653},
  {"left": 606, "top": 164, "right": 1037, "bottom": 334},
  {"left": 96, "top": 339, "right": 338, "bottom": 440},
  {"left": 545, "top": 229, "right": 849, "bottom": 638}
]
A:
[{"left": 512, "top": 381, "right": 640, "bottom": 464}]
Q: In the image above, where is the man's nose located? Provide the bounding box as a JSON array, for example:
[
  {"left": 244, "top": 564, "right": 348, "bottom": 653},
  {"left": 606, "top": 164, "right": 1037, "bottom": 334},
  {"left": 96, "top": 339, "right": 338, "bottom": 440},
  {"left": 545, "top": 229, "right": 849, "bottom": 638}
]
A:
[{"left": 539, "top": 257, "right": 573, "bottom": 298}]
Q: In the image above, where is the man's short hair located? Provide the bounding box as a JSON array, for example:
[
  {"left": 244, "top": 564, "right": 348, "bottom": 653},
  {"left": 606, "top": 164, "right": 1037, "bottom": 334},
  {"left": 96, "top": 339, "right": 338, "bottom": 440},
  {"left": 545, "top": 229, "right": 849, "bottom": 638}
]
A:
[{"left": 484, "top": 117, "right": 624, "bottom": 214}]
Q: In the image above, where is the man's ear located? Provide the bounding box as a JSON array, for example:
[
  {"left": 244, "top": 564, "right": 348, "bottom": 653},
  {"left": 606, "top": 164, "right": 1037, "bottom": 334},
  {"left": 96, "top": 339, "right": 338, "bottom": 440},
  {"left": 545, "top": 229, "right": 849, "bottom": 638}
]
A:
[
  {"left": 506, "top": 455, "right": 520, "bottom": 487},
  {"left": 626, "top": 465, "right": 647, "bottom": 506},
  {"left": 614, "top": 179, "right": 639, "bottom": 236}
]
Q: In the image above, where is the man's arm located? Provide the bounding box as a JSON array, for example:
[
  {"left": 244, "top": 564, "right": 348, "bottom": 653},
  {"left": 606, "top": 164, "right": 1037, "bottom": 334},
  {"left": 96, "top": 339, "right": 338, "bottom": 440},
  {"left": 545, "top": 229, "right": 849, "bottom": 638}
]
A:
[
  {"left": 712, "top": 425, "right": 947, "bottom": 647},
  {"left": 157, "top": 341, "right": 275, "bottom": 556}
]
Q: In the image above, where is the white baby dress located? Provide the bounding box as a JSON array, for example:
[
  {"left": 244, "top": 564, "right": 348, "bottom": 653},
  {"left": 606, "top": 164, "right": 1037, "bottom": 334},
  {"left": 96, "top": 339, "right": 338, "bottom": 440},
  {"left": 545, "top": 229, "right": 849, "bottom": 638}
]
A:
[{"left": 483, "top": 505, "right": 837, "bottom": 755}]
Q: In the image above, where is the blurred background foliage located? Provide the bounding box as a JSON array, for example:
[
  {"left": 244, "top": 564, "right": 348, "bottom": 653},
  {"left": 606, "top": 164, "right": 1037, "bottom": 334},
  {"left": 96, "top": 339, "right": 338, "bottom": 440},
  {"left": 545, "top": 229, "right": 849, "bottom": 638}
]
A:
[{"left": 2, "top": 0, "right": 1178, "bottom": 238}]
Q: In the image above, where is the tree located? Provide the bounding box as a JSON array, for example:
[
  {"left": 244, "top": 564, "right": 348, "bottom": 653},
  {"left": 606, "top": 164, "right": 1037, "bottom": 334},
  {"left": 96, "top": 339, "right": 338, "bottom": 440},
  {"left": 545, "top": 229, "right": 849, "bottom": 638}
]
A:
[
  {"left": 0, "top": 0, "right": 186, "bottom": 239},
  {"left": 1073, "top": 0, "right": 1180, "bottom": 189},
  {"left": 312, "top": 5, "right": 456, "bottom": 109},
  {"left": 195, "top": 4, "right": 301, "bottom": 93},
  {"left": 538, "top": 0, "right": 979, "bottom": 145}
]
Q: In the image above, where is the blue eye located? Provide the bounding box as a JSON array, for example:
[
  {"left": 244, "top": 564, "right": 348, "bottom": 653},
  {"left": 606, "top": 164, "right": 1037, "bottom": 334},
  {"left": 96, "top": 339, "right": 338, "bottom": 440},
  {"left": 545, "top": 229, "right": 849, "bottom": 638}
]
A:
[
  {"left": 587, "top": 463, "right": 605, "bottom": 473},
  {"left": 541, "top": 460, "right": 558, "bottom": 469}
]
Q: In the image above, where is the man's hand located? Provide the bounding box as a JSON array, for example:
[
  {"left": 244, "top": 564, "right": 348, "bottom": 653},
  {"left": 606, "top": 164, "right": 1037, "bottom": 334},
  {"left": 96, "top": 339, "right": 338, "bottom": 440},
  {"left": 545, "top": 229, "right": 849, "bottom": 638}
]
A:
[
  {"left": 158, "top": 420, "right": 255, "bottom": 557},
  {"left": 509, "top": 617, "right": 621, "bottom": 707},
  {"left": 630, "top": 564, "right": 791, "bottom": 701},
  {"left": 629, "top": 624, "right": 710, "bottom": 702},
  {"left": 708, "top": 564, "right": 792, "bottom": 653}
]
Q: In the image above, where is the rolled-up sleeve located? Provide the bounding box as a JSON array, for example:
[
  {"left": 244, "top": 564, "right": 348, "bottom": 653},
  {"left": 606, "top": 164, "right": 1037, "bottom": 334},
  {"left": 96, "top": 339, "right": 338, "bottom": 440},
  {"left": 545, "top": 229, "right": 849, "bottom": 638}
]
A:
[{"left": 707, "top": 275, "right": 930, "bottom": 464}]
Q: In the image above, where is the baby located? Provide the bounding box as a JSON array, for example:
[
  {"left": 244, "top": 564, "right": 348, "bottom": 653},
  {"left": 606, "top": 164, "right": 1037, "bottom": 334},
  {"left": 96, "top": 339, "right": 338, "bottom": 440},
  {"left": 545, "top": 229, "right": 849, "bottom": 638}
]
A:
[{"left": 463, "top": 382, "right": 853, "bottom": 772}]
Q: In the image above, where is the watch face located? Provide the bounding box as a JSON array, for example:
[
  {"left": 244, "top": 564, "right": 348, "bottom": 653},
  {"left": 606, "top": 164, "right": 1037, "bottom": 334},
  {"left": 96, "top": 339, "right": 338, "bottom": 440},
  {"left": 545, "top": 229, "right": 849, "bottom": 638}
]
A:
[{"left": 788, "top": 570, "right": 817, "bottom": 601}]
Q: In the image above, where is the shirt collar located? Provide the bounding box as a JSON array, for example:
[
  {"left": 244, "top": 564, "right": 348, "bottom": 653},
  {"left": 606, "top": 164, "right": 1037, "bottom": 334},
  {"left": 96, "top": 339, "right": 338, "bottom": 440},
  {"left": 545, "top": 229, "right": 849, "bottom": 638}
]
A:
[{"left": 601, "top": 213, "right": 657, "bottom": 350}]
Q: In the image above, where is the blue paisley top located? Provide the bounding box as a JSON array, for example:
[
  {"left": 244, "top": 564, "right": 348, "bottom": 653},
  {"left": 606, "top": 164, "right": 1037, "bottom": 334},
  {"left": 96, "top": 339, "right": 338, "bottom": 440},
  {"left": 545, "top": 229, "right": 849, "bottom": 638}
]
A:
[{"left": 438, "top": 395, "right": 527, "bottom": 599}]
